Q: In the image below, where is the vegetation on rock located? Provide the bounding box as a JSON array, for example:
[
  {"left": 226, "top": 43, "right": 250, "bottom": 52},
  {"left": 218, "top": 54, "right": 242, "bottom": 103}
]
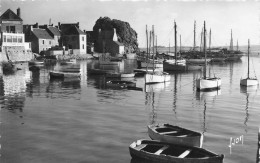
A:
[{"left": 93, "top": 17, "right": 139, "bottom": 53}]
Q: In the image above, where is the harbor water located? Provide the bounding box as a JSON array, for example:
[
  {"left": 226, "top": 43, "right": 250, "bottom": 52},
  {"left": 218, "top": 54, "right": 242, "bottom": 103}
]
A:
[{"left": 1, "top": 56, "right": 260, "bottom": 163}]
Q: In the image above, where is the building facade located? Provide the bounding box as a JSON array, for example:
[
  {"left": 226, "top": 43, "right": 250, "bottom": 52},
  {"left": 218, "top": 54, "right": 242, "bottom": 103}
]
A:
[
  {"left": 0, "top": 8, "right": 33, "bottom": 62},
  {"left": 59, "top": 23, "right": 86, "bottom": 55}
]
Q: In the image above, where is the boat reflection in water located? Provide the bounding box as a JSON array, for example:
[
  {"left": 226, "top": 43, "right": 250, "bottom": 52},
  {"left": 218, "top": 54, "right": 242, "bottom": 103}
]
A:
[
  {"left": 196, "top": 89, "right": 221, "bottom": 133},
  {"left": 144, "top": 82, "right": 170, "bottom": 93},
  {"left": 240, "top": 85, "right": 258, "bottom": 132}
]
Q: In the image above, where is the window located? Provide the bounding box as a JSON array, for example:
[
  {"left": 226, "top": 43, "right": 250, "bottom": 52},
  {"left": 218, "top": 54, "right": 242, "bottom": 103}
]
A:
[
  {"left": 42, "top": 40, "right": 44, "bottom": 44},
  {"left": 49, "top": 41, "right": 51, "bottom": 45},
  {"left": 6, "top": 26, "right": 10, "bottom": 32},
  {"left": 7, "top": 36, "right": 12, "bottom": 42},
  {"left": 82, "top": 44, "right": 84, "bottom": 49},
  {"left": 3, "top": 35, "right": 6, "bottom": 42},
  {"left": 10, "top": 26, "right": 15, "bottom": 33},
  {"left": 13, "top": 36, "right": 17, "bottom": 43},
  {"left": 18, "top": 36, "right": 22, "bottom": 43},
  {"left": 82, "top": 37, "right": 84, "bottom": 41}
]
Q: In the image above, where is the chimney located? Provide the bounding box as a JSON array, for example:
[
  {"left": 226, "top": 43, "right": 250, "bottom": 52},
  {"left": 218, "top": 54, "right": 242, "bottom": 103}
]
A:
[
  {"left": 30, "top": 25, "right": 33, "bottom": 32},
  {"left": 35, "top": 22, "right": 38, "bottom": 28},
  {"left": 77, "top": 22, "right": 79, "bottom": 28},
  {"left": 58, "top": 22, "right": 61, "bottom": 30},
  {"left": 113, "top": 28, "right": 118, "bottom": 42},
  {"left": 17, "top": 8, "right": 21, "bottom": 18}
]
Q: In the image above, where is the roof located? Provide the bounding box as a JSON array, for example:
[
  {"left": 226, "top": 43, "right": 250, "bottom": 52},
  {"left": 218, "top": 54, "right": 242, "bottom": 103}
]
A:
[
  {"left": 0, "top": 9, "right": 22, "bottom": 21},
  {"left": 62, "top": 25, "right": 85, "bottom": 35},
  {"left": 47, "top": 26, "right": 61, "bottom": 36},
  {"left": 32, "top": 28, "right": 53, "bottom": 39}
]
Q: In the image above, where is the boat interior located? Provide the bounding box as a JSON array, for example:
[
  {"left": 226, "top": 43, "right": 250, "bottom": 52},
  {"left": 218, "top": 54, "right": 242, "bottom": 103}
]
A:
[{"left": 154, "top": 126, "right": 201, "bottom": 137}]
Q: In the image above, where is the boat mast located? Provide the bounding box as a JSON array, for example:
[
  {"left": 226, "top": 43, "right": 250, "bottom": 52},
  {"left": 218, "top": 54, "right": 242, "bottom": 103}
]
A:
[
  {"left": 203, "top": 21, "right": 207, "bottom": 79},
  {"left": 156, "top": 35, "right": 158, "bottom": 55},
  {"left": 230, "top": 29, "right": 233, "bottom": 51},
  {"left": 209, "top": 29, "right": 211, "bottom": 54},
  {"left": 193, "top": 20, "right": 196, "bottom": 51},
  {"left": 200, "top": 28, "right": 203, "bottom": 52},
  {"left": 146, "top": 25, "right": 149, "bottom": 71},
  {"left": 248, "top": 39, "right": 250, "bottom": 79},
  {"left": 149, "top": 30, "right": 152, "bottom": 71},
  {"left": 180, "top": 34, "right": 182, "bottom": 55},
  {"left": 237, "top": 39, "right": 238, "bottom": 51},
  {"left": 174, "top": 20, "right": 177, "bottom": 64},
  {"left": 152, "top": 25, "right": 155, "bottom": 72}
]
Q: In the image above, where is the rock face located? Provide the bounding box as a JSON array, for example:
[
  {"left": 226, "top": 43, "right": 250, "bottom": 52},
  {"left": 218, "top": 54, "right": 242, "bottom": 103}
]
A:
[{"left": 93, "top": 17, "right": 138, "bottom": 53}]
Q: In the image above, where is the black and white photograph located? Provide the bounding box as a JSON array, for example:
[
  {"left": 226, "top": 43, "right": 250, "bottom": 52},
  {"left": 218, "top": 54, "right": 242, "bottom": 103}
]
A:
[{"left": 0, "top": 0, "right": 260, "bottom": 162}]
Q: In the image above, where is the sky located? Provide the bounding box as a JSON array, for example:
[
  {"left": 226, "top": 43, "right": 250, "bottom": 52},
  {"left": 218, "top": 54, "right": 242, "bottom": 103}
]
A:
[{"left": 1, "top": 0, "right": 260, "bottom": 48}]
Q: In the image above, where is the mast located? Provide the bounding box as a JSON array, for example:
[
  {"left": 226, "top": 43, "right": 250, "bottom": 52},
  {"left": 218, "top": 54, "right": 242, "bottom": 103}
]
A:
[
  {"left": 149, "top": 30, "right": 152, "bottom": 71},
  {"left": 180, "top": 34, "right": 182, "bottom": 55},
  {"left": 247, "top": 39, "right": 250, "bottom": 79},
  {"left": 237, "top": 40, "right": 239, "bottom": 51},
  {"left": 174, "top": 20, "right": 177, "bottom": 64},
  {"left": 152, "top": 25, "right": 155, "bottom": 72},
  {"left": 156, "top": 35, "right": 157, "bottom": 55},
  {"left": 230, "top": 29, "right": 233, "bottom": 51},
  {"left": 209, "top": 29, "right": 211, "bottom": 54},
  {"left": 193, "top": 20, "right": 196, "bottom": 51},
  {"left": 169, "top": 40, "right": 170, "bottom": 54},
  {"left": 146, "top": 25, "right": 148, "bottom": 71},
  {"left": 203, "top": 21, "right": 207, "bottom": 79},
  {"left": 200, "top": 28, "right": 203, "bottom": 52}
]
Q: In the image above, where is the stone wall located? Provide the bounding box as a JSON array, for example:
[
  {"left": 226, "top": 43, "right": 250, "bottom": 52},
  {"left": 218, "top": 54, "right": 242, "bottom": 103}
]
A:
[{"left": 3, "top": 46, "right": 34, "bottom": 62}]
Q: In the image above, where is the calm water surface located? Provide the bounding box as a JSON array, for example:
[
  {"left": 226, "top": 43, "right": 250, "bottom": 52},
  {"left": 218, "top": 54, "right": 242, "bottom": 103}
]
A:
[{"left": 1, "top": 56, "right": 260, "bottom": 163}]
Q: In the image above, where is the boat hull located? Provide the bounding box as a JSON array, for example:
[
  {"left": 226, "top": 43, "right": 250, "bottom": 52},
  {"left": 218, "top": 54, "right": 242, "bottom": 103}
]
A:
[
  {"left": 49, "top": 71, "right": 80, "bottom": 78},
  {"left": 141, "top": 62, "right": 163, "bottom": 68},
  {"left": 148, "top": 124, "right": 203, "bottom": 148},
  {"left": 163, "top": 62, "right": 186, "bottom": 71},
  {"left": 186, "top": 59, "right": 211, "bottom": 64},
  {"left": 196, "top": 78, "right": 221, "bottom": 91},
  {"left": 145, "top": 73, "right": 171, "bottom": 84},
  {"left": 129, "top": 139, "right": 224, "bottom": 163},
  {"left": 240, "top": 78, "right": 258, "bottom": 86}
]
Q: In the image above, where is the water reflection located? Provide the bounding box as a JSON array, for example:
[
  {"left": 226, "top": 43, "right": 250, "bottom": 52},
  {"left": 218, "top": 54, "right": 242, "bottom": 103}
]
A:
[
  {"left": 196, "top": 90, "right": 221, "bottom": 133},
  {"left": 240, "top": 85, "right": 258, "bottom": 132}
]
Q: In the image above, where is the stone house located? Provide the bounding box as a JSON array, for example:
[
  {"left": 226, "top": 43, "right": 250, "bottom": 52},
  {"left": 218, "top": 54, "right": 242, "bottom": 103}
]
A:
[
  {"left": 95, "top": 28, "right": 124, "bottom": 56},
  {"left": 0, "top": 8, "right": 33, "bottom": 62},
  {"left": 58, "top": 22, "right": 86, "bottom": 55}
]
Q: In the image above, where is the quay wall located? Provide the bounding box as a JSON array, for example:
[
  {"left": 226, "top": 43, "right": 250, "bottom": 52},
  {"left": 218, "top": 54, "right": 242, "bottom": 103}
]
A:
[{"left": 1, "top": 46, "right": 34, "bottom": 62}]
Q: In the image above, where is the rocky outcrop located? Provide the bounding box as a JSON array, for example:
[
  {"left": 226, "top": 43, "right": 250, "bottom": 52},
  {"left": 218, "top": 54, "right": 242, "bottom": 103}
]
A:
[{"left": 93, "top": 17, "right": 138, "bottom": 53}]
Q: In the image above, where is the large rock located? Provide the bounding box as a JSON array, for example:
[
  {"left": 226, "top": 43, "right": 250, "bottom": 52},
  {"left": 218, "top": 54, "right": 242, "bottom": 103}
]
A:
[{"left": 93, "top": 17, "right": 138, "bottom": 53}]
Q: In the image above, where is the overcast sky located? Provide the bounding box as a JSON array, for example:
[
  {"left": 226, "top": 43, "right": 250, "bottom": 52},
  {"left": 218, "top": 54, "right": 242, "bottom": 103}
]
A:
[{"left": 1, "top": 0, "right": 260, "bottom": 48}]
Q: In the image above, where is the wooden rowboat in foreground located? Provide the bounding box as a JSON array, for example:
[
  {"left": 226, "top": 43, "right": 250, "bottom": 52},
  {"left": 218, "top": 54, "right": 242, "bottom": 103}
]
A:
[
  {"left": 148, "top": 123, "right": 203, "bottom": 148},
  {"left": 129, "top": 139, "right": 224, "bottom": 163}
]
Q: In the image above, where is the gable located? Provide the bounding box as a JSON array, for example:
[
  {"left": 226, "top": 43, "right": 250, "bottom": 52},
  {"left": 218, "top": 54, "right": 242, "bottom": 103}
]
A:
[{"left": 0, "top": 9, "right": 22, "bottom": 22}]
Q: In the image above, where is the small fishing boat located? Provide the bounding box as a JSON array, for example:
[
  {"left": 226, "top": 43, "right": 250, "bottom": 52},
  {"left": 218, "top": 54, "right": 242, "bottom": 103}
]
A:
[
  {"left": 240, "top": 39, "right": 258, "bottom": 86},
  {"left": 28, "top": 60, "right": 44, "bottom": 66},
  {"left": 145, "top": 71, "right": 171, "bottom": 84},
  {"left": 148, "top": 123, "right": 203, "bottom": 148},
  {"left": 196, "top": 21, "right": 221, "bottom": 91},
  {"left": 106, "top": 72, "right": 135, "bottom": 78},
  {"left": 88, "top": 68, "right": 115, "bottom": 75},
  {"left": 49, "top": 71, "right": 80, "bottom": 78},
  {"left": 129, "top": 139, "right": 224, "bottom": 163},
  {"left": 106, "top": 80, "right": 136, "bottom": 89}
]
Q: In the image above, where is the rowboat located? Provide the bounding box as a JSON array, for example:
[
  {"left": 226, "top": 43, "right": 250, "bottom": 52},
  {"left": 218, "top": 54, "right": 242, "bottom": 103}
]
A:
[
  {"left": 106, "top": 72, "right": 135, "bottom": 78},
  {"left": 148, "top": 123, "right": 203, "bottom": 148},
  {"left": 49, "top": 71, "right": 80, "bottom": 78},
  {"left": 28, "top": 60, "right": 44, "bottom": 66},
  {"left": 145, "top": 71, "right": 171, "bottom": 84},
  {"left": 129, "top": 139, "right": 224, "bottom": 163},
  {"left": 106, "top": 80, "right": 136, "bottom": 89},
  {"left": 88, "top": 68, "right": 115, "bottom": 75}
]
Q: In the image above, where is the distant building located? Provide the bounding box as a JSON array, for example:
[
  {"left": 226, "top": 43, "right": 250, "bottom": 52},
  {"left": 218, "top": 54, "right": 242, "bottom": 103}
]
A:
[
  {"left": 24, "top": 23, "right": 59, "bottom": 54},
  {"left": 0, "top": 8, "right": 33, "bottom": 62},
  {"left": 95, "top": 28, "right": 124, "bottom": 56},
  {"left": 58, "top": 22, "right": 86, "bottom": 55}
]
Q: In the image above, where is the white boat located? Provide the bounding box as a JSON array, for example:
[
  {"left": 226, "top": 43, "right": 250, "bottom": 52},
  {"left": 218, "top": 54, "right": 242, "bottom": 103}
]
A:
[
  {"left": 240, "top": 39, "right": 258, "bottom": 87},
  {"left": 141, "top": 61, "right": 163, "bottom": 68},
  {"left": 145, "top": 72, "right": 171, "bottom": 84},
  {"left": 196, "top": 21, "right": 221, "bottom": 91}
]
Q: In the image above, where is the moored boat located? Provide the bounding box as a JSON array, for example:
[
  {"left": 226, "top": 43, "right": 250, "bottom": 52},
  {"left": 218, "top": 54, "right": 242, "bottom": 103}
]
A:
[
  {"left": 88, "top": 68, "right": 115, "bottom": 75},
  {"left": 148, "top": 123, "right": 203, "bottom": 148},
  {"left": 129, "top": 139, "right": 224, "bottom": 163},
  {"left": 49, "top": 71, "right": 80, "bottom": 78},
  {"left": 145, "top": 71, "right": 171, "bottom": 84},
  {"left": 106, "top": 80, "right": 136, "bottom": 89},
  {"left": 240, "top": 39, "right": 258, "bottom": 86}
]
